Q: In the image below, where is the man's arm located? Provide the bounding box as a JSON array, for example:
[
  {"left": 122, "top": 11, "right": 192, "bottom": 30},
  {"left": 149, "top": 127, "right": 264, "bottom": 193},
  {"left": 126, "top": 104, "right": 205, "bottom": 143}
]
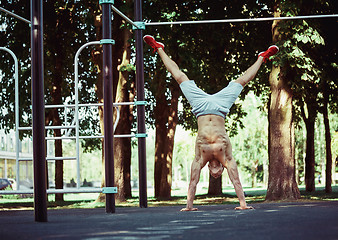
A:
[
  {"left": 226, "top": 157, "right": 253, "bottom": 210},
  {"left": 181, "top": 159, "right": 202, "bottom": 211}
]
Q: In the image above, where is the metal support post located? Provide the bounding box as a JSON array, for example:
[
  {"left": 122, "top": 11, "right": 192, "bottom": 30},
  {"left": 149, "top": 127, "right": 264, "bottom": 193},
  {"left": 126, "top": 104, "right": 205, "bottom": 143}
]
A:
[
  {"left": 101, "top": 1, "right": 115, "bottom": 213},
  {"left": 30, "top": 0, "right": 47, "bottom": 222},
  {"left": 0, "top": 48, "right": 20, "bottom": 190},
  {"left": 134, "top": 0, "right": 147, "bottom": 208}
]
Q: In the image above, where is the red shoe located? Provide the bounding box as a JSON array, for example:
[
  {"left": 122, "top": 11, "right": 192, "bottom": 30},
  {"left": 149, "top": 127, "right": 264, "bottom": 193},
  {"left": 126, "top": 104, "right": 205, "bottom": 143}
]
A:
[
  {"left": 143, "top": 35, "right": 165, "bottom": 53},
  {"left": 258, "top": 45, "right": 279, "bottom": 62}
]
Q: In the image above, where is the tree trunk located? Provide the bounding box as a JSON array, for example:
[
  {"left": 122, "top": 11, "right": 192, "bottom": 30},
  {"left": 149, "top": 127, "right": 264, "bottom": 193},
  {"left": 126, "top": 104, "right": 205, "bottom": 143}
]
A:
[
  {"left": 208, "top": 175, "right": 222, "bottom": 195},
  {"left": 154, "top": 69, "right": 179, "bottom": 199},
  {"left": 300, "top": 83, "right": 318, "bottom": 192},
  {"left": 48, "top": 31, "right": 65, "bottom": 202},
  {"left": 266, "top": 65, "right": 300, "bottom": 201},
  {"left": 304, "top": 115, "right": 316, "bottom": 192},
  {"left": 113, "top": 24, "right": 134, "bottom": 201},
  {"left": 250, "top": 159, "right": 259, "bottom": 188},
  {"left": 265, "top": 9, "right": 300, "bottom": 201},
  {"left": 54, "top": 119, "right": 63, "bottom": 201},
  {"left": 323, "top": 80, "right": 332, "bottom": 193}
]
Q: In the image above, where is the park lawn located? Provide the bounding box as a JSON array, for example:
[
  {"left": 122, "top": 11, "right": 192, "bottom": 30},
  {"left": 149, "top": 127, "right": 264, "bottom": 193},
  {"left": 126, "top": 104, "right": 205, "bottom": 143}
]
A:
[{"left": 0, "top": 185, "right": 337, "bottom": 210}]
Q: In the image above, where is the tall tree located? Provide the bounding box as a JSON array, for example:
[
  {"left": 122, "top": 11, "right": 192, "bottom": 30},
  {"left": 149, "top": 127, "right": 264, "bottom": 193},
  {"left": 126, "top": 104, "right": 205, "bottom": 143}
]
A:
[
  {"left": 265, "top": 5, "right": 300, "bottom": 200},
  {"left": 273, "top": 0, "right": 337, "bottom": 192},
  {"left": 322, "top": 79, "right": 332, "bottom": 193},
  {"left": 312, "top": 1, "right": 337, "bottom": 193},
  {"left": 44, "top": 2, "right": 82, "bottom": 202},
  {"left": 112, "top": 0, "right": 134, "bottom": 201}
]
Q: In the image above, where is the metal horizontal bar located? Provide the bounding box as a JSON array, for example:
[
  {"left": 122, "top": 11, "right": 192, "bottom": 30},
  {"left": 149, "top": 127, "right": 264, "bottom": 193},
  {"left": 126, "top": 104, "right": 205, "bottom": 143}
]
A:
[
  {"left": 45, "top": 104, "right": 75, "bottom": 109},
  {"left": 79, "top": 134, "right": 136, "bottom": 139},
  {"left": 145, "top": 14, "right": 338, "bottom": 26},
  {"left": 0, "top": 6, "right": 31, "bottom": 24},
  {"left": 0, "top": 188, "right": 104, "bottom": 195},
  {"left": 102, "top": 187, "right": 118, "bottom": 194},
  {"left": 114, "top": 134, "right": 136, "bottom": 138},
  {"left": 47, "top": 188, "right": 103, "bottom": 194},
  {"left": 76, "top": 102, "right": 135, "bottom": 107},
  {"left": 45, "top": 133, "right": 137, "bottom": 141},
  {"left": 46, "top": 126, "right": 75, "bottom": 130},
  {"left": 111, "top": 5, "right": 138, "bottom": 29},
  {"left": 46, "top": 157, "right": 77, "bottom": 161},
  {"left": 19, "top": 126, "right": 75, "bottom": 131},
  {"left": 18, "top": 157, "right": 77, "bottom": 161},
  {"left": 45, "top": 102, "right": 135, "bottom": 109},
  {"left": 79, "top": 103, "right": 103, "bottom": 107},
  {"left": 114, "top": 102, "right": 136, "bottom": 106},
  {"left": 45, "top": 136, "right": 78, "bottom": 140}
]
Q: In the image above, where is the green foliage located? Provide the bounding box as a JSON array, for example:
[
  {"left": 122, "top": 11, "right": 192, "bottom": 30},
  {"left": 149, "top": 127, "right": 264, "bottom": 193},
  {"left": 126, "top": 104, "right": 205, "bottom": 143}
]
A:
[
  {"left": 271, "top": 0, "right": 337, "bottom": 127},
  {"left": 0, "top": 1, "right": 99, "bottom": 140},
  {"left": 143, "top": 0, "right": 271, "bottom": 133},
  {"left": 231, "top": 93, "right": 268, "bottom": 186}
]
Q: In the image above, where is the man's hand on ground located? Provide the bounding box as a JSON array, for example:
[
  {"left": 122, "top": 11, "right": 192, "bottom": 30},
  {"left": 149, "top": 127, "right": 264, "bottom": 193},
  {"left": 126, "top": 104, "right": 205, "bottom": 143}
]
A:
[
  {"left": 235, "top": 206, "right": 254, "bottom": 210},
  {"left": 180, "top": 207, "right": 198, "bottom": 212}
]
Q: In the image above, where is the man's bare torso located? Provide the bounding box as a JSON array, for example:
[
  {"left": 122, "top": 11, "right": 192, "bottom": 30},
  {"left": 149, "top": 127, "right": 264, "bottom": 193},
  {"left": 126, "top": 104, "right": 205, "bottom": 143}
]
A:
[{"left": 196, "top": 115, "right": 231, "bottom": 168}]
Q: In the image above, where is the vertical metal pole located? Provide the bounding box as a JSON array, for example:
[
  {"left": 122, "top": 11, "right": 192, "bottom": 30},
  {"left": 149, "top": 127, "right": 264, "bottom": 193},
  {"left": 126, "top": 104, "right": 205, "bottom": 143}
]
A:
[
  {"left": 13, "top": 51, "right": 20, "bottom": 191},
  {"left": 31, "top": 0, "right": 47, "bottom": 222},
  {"left": 0, "top": 48, "right": 20, "bottom": 190},
  {"left": 134, "top": 0, "right": 147, "bottom": 208},
  {"left": 74, "top": 41, "right": 101, "bottom": 191},
  {"left": 102, "top": 2, "right": 115, "bottom": 213}
]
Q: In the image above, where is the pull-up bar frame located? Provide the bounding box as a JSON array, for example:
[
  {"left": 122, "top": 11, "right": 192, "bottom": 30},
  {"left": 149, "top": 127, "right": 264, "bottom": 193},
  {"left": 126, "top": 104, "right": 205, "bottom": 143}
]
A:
[
  {"left": 144, "top": 14, "right": 338, "bottom": 26},
  {"left": 109, "top": 5, "right": 337, "bottom": 28},
  {"left": 3, "top": 0, "right": 337, "bottom": 223},
  {"left": 0, "top": 6, "right": 31, "bottom": 24}
]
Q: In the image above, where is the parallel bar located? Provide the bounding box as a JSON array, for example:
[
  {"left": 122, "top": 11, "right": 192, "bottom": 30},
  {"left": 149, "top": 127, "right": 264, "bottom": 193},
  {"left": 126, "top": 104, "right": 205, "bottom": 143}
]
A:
[
  {"left": 44, "top": 102, "right": 135, "bottom": 108},
  {"left": 19, "top": 157, "right": 76, "bottom": 161},
  {"left": 45, "top": 126, "right": 75, "bottom": 130},
  {"left": 44, "top": 134, "right": 136, "bottom": 140},
  {"left": 19, "top": 126, "right": 75, "bottom": 130},
  {"left": 0, "top": 188, "right": 105, "bottom": 195},
  {"left": 31, "top": 0, "right": 47, "bottom": 222},
  {"left": 46, "top": 157, "right": 76, "bottom": 161},
  {"left": 135, "top": 0, "right": 147, "bottom": 208},
  {"left": 145, "top": 14, "right": 338, "bottom": 26},
  {"left": 102, "top": 2, "right": 115, "bottom": 214},
  {"left": 45, "top": 136, "right": 78, "bottom": 140},
  {"left": 0, "top": 6, "right": 31, "bottom": 24}
]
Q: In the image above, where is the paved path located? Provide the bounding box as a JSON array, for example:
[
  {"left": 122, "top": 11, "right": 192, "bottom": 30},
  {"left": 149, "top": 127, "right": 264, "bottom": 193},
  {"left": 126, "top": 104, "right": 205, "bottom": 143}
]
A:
[{"left": 1, "top": 201, "right": 337, "bottom": 240}]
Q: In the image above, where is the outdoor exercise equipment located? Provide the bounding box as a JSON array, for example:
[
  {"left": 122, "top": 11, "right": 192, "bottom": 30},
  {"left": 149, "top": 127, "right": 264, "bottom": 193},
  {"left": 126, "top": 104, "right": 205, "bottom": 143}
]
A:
[{"left": 0, "top": 1, "right": 337, "bottom": 222}]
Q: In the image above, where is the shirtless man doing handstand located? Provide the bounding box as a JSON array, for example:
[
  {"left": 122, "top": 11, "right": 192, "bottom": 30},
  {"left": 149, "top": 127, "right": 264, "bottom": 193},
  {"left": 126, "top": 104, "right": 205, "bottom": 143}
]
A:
[{"left": 143, "top": 35, "right": 278, "bottom": 211}]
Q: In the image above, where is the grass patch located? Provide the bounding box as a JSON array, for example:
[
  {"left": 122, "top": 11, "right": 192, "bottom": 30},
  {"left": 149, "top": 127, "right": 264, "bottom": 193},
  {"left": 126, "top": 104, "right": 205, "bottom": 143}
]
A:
[{"left": 1, "top": 185, "right": 337, "bottom": 210}]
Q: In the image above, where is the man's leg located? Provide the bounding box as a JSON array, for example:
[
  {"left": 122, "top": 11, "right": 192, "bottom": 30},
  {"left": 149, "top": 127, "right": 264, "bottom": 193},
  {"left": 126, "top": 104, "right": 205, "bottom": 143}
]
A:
[
  {"left": 235, "top": 57, "right": 264, "bottom": 87},
  {"left": 143, "top": 35, "right": 189, "bottom": 85},
  {"left": 157, "top": 48, "right": 189, "bottom": 85},
  {"left": 235, "top": 45, "right": 279, "bottom": 87}
]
